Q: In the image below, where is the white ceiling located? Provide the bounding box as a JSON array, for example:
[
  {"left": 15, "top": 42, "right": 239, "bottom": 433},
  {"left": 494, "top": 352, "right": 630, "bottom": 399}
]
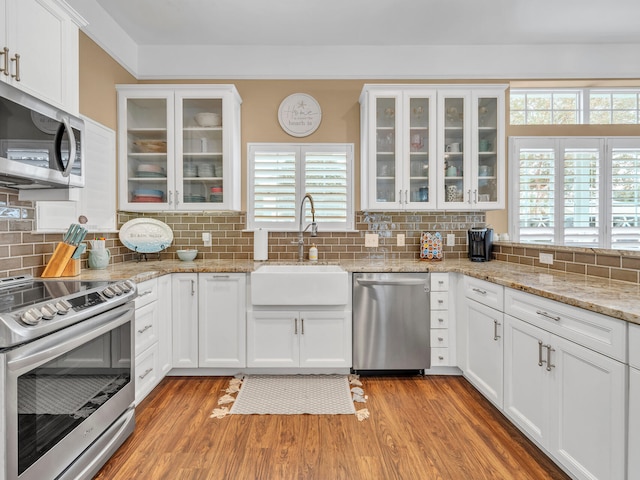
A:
[{"left": 67, "top": 0, "right": 640, "bottom": 79}]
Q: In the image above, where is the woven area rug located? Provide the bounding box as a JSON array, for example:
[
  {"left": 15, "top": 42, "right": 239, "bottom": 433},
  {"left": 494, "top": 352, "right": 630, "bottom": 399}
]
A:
[{"left": 211, "top": 374, "right": 369, "bottom": 420}]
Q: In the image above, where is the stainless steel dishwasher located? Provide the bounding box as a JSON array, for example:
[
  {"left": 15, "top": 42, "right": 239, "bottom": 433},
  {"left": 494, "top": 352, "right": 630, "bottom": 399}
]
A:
[{"left": 352, "top": 272, "right": 430, "bottom": 373}]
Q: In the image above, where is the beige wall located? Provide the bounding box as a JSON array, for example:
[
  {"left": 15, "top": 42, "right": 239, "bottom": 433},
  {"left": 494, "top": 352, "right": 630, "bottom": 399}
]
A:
[
  {"left": 78, "top": 33, "right": 136, "bottom": 129},
  {"left": 78, "top": 33, "right": 640, "bottom": 227}
]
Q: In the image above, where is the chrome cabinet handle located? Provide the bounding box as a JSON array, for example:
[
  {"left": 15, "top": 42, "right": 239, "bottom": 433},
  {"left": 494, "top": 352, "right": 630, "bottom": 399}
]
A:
[
  {"left": 0, "top": 47, "right": 8, "bottom": 76},
  {"left": 405, "top": 189, "right": 408, "bottom": 204},
  {"left": 175, "top": 190, "right": 180, "bottom": 205},
  {"left": 139, "top": 367, "right": 153, "bottom": 380},
  {"left": 546, "top": 345, "right": 555, "bottom": 371},
  {"left": 467, "top": 189, "right": 472, "bottom": 204},
  {"left": 212, "top": 275, "right": 230, "bottom": 279},
  {"left": 168, "top": 190, "right": 173, "bottom": 205},
  {"left": 294, "top": 318, "right": 298, "bottom": 335},
  {"left": 138, "top": 290, "right": 153, "bottom": 297},
  {"left": 437, "top": 317, "right": 444, "bottom": 323},
  {"left": 473, "top": 189, "right": 478, "bottom": 204},
  {"left": 493, "top": 319, "right": 501, "bottom": 341},
  {"left": 191, "top": 279, "right": 195, "bottom": 296},
  {"left": 472, "top": 287, "right": 487, "bottom": 295},
  {"left": 536, "top": 310, "right": 561, "bottom": 322},
  {"left": 438, "top": 355, "right": 444, "bottom": 360},
  {"left": 437, "top": 336, "right": 444, "bottom": 342},
  {"left": 137, "top": 324, "right": 152, "bottom": 334},
  {"left": 301, "top": 318, "right": 304, "bottom": 335},
  {"left": 538, "top": 340, "right": 545, "bottom": 367},
  {"left": 399, "top": 189, "right": 403, "bottom": 204},
  {"left": 10, "top": 52, "right": 20, "bottom": 81}
]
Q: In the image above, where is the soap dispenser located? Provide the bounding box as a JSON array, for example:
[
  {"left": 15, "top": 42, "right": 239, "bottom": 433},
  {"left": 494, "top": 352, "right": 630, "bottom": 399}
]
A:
[{"left": 309, "top": 243, "right": 318, "bottom": 262}]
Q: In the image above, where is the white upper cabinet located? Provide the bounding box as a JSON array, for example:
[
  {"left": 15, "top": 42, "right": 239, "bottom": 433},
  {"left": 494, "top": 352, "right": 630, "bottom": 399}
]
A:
[
  {"left": 360, "top": 84, "right": 506, "bottom": 211},
  {"left": 0, "top": 0, "right": 83, "bottom": 114},
  {"left": 360, "top": 87, "right": 437, "bottom": 210},
  {"left": 117, "top": 84, "right": 242, "bottom": 212}
]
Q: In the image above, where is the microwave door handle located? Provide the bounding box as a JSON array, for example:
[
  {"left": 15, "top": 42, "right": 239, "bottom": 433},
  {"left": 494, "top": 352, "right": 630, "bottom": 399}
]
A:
[{"left": 54, "top": 116, "right": 77, "bottom": 178}]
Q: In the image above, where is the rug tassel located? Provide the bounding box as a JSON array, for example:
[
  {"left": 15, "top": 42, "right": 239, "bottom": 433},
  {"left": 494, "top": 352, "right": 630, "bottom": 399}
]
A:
[
  {"left": 355, "top": 408, "right": 370, "bottom": 421},
  {"left": 218, "top": 393, "right": 236, "bottom": 405},
  {"left": 210, "top": 406, "right": 230, "bottom": 418}
]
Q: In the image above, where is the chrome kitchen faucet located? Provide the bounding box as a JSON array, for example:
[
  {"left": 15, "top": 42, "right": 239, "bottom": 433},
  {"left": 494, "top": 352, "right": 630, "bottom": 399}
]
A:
[{"left": 295, "top": 193, "right": 318, "bottom": 261}]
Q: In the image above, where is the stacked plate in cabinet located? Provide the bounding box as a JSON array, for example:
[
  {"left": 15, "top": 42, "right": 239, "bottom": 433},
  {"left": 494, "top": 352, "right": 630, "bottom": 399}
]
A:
[{"left": 132, "top": 189, "right": 164, "bottom": 203}]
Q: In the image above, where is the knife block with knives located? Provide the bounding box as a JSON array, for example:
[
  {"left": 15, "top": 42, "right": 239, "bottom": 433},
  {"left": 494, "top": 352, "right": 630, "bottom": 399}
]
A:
[{"left": 41, "top": 224, "right": 89, "bottom": 278}]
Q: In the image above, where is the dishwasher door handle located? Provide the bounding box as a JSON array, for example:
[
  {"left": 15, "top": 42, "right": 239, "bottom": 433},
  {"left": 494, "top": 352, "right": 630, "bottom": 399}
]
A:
[{"left": 355, "top": 278, "right": 428, "bottom": 287}]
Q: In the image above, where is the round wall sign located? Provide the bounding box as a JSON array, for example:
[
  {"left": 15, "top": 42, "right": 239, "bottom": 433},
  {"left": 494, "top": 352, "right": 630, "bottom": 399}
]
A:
[{"left": 278, "top": 93, "right": 322, "bottom": 137}]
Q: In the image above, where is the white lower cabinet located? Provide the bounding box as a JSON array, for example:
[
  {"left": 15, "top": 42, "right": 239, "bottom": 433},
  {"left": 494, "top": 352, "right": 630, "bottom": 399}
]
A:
[
  {"left": 134, "top": 278, "right": 162, "bottom": 404},
  {"left": 171, "top": 273, "right": 199, "bottom": 368},
  {"left": 460, "top": 277, "right": 504, "bottom": 408},
  {"left": 628, "top": 324, "right": 640, "bottom": 480},
  {"left": 462, "top": 298, "right": 504, "bottom": 408},
  {"left": 247, "top": 310, "right": 351, "bottom": 368},
  {"left": 504, "top": 314, "right": 626, "bottom": 480},
  {"left": 157, "top": 274, "right": 172, "bottom": 375},
  {"left": 198, "top": 273, "right": 246, "bottom": 368},
  {"left": 172, "top": 273, "right": 246, "bottom": 369}
]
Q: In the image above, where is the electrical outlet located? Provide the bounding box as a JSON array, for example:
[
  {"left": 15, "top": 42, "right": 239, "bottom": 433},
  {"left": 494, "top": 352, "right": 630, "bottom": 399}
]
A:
[
  {"left": 202, "top": 232, "right": 212, "bottom": 247},
  {"left": 365, "top": 233, "right": 379, "bottom": 248},
  {"left": 397, "top": 233, "right": 405, "bottom": 247},
  {"left": 446, "top": 233, "right": 456, "bottom": 246},
  {"left": 539, "top": 252, "right": 554, "bottom": 265}
]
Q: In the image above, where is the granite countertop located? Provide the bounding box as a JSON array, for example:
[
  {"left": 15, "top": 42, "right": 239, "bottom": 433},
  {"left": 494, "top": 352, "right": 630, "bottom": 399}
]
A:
[{"left": 72, "top": 258, "right": 640, "bottom": 325}]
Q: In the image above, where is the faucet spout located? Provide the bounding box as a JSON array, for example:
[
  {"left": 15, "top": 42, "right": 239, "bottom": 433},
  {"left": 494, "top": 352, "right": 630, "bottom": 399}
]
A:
[{"left": 297, "top": 194, "right": 317, "bottom": 261}]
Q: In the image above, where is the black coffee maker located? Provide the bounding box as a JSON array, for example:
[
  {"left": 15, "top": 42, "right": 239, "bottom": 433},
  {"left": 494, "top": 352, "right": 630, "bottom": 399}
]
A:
[{"left": 468, "top": 227, "right": 493, "bottom": 262}]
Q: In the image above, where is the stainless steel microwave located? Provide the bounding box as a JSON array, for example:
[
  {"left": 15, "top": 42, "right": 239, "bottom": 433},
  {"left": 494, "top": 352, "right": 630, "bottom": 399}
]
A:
[{"left": 0, "top": 82, "right": 84, "bottom": 190}]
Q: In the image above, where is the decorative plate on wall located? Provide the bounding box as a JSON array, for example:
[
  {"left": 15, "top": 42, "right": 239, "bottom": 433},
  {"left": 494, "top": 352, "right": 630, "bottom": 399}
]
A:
[
  {"left": 278, "top": 93, "right": 322, "bottom": 137},
  {"left": 119, "top": 218, "right": 173, "bottom": 253}
]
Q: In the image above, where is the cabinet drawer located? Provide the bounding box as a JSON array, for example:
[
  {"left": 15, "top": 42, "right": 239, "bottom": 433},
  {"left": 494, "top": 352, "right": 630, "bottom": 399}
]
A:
[
  {"left": 135, "top": 278, "right": 158, "bottom": 309},
  {"left": 135, "top": 343, "right": 160, "bottom": 404},
  {"left": 504, "top": 288, "right": 627, "bottom": 362},
  {"left": 431, "top": 330, "right": 449, "bottom": 348},
  {"left": 629, "top": 324, "right": 640, "bottom": 368},
  {"left": 431, "top": 348, "right": 449, "bottom": 367},
  {"left": 463, "top": 276, "right": 504, "bottom": 310},
  {"left": 430, "top": 273, "right": 449, "bottom": 292},
  {"left": 431, "top": 311, "right": 450, "bottom": 329},
  {"left": 431, "top": 292, "right": 449, "bottom": 310},
  {"left": 135, "top": 301, "right": 158, "bottom": 354}
]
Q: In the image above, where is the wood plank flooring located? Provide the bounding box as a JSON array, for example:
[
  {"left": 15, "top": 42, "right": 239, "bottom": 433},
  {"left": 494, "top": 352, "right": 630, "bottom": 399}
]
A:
[{"left": 95, "top": 375, "right": 570, "bottom": 480}]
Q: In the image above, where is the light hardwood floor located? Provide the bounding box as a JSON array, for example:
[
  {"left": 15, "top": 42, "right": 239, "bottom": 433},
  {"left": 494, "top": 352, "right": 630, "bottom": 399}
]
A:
[{"left": 95, "top": 375, "right": 570, "bottom": 479}]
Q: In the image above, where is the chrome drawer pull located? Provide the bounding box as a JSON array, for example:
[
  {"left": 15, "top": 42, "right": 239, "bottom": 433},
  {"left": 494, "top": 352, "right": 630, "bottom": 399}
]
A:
[
  {"left": 546, "top": 345, "right": 555, "bottom": 371},
  {"left": 493, "top": 320, "right": 501, "bottom": 341},
  {"left": 301, "top": 318, "right": 304, "bottom": 335},
  {"left": 139, "top": 367, "right": 153, "bottom": 380},
  {"left": 472, "top": 287, "right": 487, "bottom": 295},
  {"left": 437, "top": 337, "right": 444, "bottom": 342},
  {"left": 213, "top": 275, "right": 230, "bottom": 279},
  {"left": 137, "top": 324, "right": 152, "bottom": 334},
  {"left": 536, "top": 310, "right": 561, "bottom": 321},
  {"left": 438, "top": 355, "right": 444, "bottom": 360},
  {"left": 138, "top": 290, "right": 153, "bottom": 297},
  {"left": 294, "top": 318, "right": 298, "bottom": 335},
  {"left": 538, "top": 340, "right": 545, "bottom": 366}
]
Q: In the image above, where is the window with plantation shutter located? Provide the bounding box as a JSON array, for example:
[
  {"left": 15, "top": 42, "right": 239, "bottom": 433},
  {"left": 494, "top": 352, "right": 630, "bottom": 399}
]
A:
[
  {"left": 515, "top": 139, "right": 555, "bottom": 244},
  {"left": 248, "top": 143, "right": 354, "bottom": 231},
  {"left": 510, "top": 137, "right": 640, "bottom": 250}
]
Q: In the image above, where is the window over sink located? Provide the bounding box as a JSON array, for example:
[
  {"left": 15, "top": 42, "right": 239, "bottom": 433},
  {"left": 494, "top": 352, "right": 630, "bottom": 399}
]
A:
[{"left": 247, "top": 143, "right": 354, "bottom": 231}]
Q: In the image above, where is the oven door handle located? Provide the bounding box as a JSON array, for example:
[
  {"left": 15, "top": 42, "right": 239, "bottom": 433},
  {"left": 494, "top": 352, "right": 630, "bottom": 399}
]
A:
[{"left": 7, "top": 303, "right": 134, "bottom": 374}]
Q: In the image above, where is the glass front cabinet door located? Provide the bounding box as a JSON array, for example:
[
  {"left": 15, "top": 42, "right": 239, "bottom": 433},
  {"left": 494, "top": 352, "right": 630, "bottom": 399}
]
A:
[
  {"left": 437, "top": 87, "right": 506, "bottom": 210},
  {"left": 118, "top": 85, "right": 242, "bottom": 212},
  {"left": 360, "top": 87, "right": 437, "bottom": 210}
]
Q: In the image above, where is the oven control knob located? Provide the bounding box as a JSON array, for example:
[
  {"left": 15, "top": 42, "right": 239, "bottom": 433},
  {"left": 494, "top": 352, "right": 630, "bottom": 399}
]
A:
[
  {"left": 40, "top": 303, "right": 58, "bottom": 320},
  {"left": 112, "top": 284, "right": 123, "bottom": 296},
  {"left": 119, "top": 281, "right": 132, "bottom": 293},
  {"left": 55, "top": 299, "right": 73, "bottom": 314},
  {"left": 21, "top": 308, "right": 43, "bottom": 325},
  {"left": 102, "top": 286, "right": 116, "bottom": 298}
]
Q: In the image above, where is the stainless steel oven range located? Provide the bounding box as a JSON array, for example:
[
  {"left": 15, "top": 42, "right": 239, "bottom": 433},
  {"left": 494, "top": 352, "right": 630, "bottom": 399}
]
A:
[{"left": 0, "top": 275, "right": 137, "bottom": 480}]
